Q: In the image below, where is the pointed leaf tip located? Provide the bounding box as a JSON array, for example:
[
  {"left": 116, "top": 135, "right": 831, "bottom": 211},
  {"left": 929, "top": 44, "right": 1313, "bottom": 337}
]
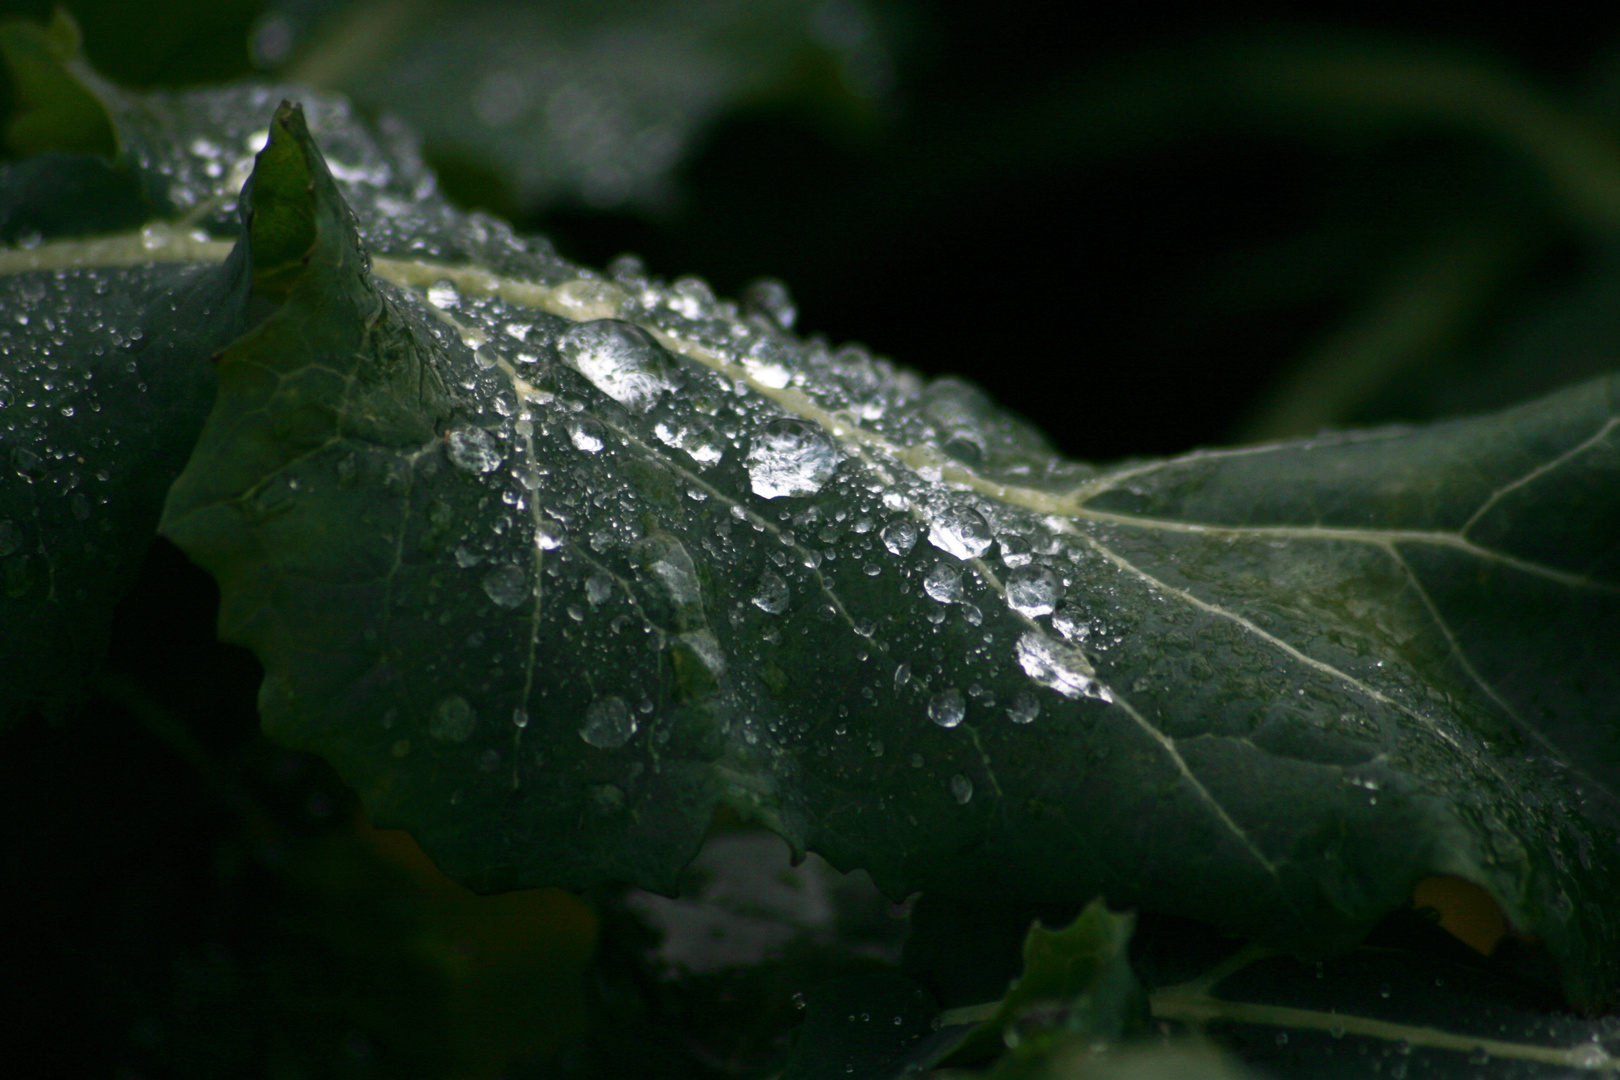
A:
[{"left": 244, "top": 102, "right": 323, "bottom": 300}]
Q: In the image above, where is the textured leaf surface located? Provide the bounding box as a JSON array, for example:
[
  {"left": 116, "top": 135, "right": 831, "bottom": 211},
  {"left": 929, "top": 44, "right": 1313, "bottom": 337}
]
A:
[
  {"left": 7, "top": 64, "right": 1620, "bottom": 1009},
  {"left": 0, "top": 26, "right": 251, "bottom": 720}
]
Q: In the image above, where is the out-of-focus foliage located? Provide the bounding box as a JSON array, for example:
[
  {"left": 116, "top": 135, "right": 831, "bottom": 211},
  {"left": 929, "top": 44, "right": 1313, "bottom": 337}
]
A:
[{"left": 8, "top": 3, "right": 1620, "bottom": 1079}]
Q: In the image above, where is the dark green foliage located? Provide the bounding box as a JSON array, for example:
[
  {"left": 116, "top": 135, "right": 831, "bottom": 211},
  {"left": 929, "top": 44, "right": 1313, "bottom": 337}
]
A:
[{"left": 7, "top": 5, "right": 1620, "bottom": 1078}]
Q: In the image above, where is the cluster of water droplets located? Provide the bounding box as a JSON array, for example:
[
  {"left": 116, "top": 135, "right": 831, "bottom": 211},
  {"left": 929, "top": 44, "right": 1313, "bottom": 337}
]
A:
[{"left": 41, "top": 77, "right": 1135, "bottom": 821}]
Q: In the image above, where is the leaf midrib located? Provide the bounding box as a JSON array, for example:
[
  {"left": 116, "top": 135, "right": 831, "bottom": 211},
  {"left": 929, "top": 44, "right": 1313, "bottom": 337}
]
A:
[{"left": 10, "top": 225, "right": 1616, "bottom": 872}]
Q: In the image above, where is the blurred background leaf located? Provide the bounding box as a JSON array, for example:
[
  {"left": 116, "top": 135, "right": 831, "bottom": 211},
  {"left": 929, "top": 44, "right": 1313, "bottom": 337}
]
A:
[{"left": 8, "top": 1, "right": 1620, "bottom": 1076}]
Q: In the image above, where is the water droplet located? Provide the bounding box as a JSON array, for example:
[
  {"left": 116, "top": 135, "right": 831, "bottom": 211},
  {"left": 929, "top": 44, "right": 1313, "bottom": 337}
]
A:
[
  {"left": 742, "top": 278, "right": 796, "bottom": 329},
  {"left": 512, "top": 706, "right": 530, "bottom": 729},
  {"left": 1007, "top": 691, "right": 1040, "bottom": 724},
  {"left": 482, "top": 564, "right": 528, "bottom": 607},
  {"left": 1572, "top": 1043, "right": 1613, "bottom": 1069},
  {"left": 1016, "top": 631, "right": 1111, "bottom": 701},
  {"left": 1051, "top": 605, "right": 1091, "bottom": 642},
  {"left": 742, "top": 340, "right": 794, "bottom": 388},
  {"left": 429, "top": 695, "right": 477, "bottom": 743},
  {"left": 881, "top": 519, "right": 918, "bottom": 556},
  {"left": 631, "top": 535, "right": 704, "bottom": 631},
  {"left": 568, "top": 417, "right": 606, "bottom": 452},
  {"left": 445, "top": 426, "right": 502, "bottom": 472},
  {"left": 751, "top": 570, "right": 790, "bottom": 614},
  {"left": 580, "top": 696, "right": 637, "bottom": 748},
  {"left": 585, "top": 571, "right": 614, "bottom": 605},
  {"left": 558, "top": 320, "right": 672, "bottom": 412},
  {"left": 745, "top": 418, "right": 839, "bottom": 498},
  {"left": 536, "top": 520, "right": 565, "bottom": 550},
  {"left": 928, "top": 504, "right": 992, "bottom": 559},
  {"left": 1005, "top": 566, "right": 1059, "bottom": 617},
  {"left": 928, "top": 689, "right": 965, "bottom": 728},
  {"left": 949, "top": 774, "right": 973, "bottom": 804},
  {"left": 1467, "top": 1048, "right": 1489, "bottom": 1065},
  {"left": 426, "top": 279, "right": 460, "bottom": 309},
  {"left": 923, "top": 562, "right": 963, "bottom": 603}
]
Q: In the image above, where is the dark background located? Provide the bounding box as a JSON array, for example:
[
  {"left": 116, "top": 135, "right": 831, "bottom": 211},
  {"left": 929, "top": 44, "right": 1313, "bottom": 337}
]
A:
[{"left": 5, "top": 2, "right": 1620, "bottom": 1076}]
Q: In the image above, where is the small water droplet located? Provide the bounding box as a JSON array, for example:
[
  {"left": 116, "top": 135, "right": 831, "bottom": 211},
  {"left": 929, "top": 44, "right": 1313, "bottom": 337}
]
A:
[
  {"left": 881, "top": 518, "right": 918, "bottom": 556},
  {"left": 585, "top": 571, "right": 614, "bottom": 605},
  {"left": 512, "top": 706, "right": 530, "bottom": 729},
  {"left": 928, "top": 689, "right": 965, "bottom": 728},
  {"left": 429, "top": 695, "right": 477, "bottom": 743},
  {"left": 751, "top": 570, "right": 790, "bottom": 614},
  {"left": 580, "top": 696, "right": 637, "bottom": 748},
  {"left": 568, "top": 417, "right": 606, "bottom": 452},
  {"left": 558, "top": 320, "right": 673, "bottom": 412},
  {"left": 745, "top": 418, "right": 839, "bottom": 498},
  {"left": 1005, "top": 566, "right": 1059, "bottom": 617},
  {"left": 427, "top": 279, "right": 460, "bottom": 309},
  {"left": 742, "top": 278, "right": 796, "bottom": 329},
  {"left": 927, "top": 504, "right": 992, "bottom": 559},
  {"left": 482, "top": 564, "right": 528, "bottom": 608},
  {"left": 1007, "top": 691, "right": 1040, "bottom": 724},
  {"left": 1468, "top": 1048, "right": 1489, "bottom": 1065},
  {"left": 445, "top": 426, "right": 502, "bottom": 472},
  {"left": 922, "top": 561, "right": 963, "bottom": 603},
  {"left": 949, "top": 773, "right": 973, "bottom": 804}
]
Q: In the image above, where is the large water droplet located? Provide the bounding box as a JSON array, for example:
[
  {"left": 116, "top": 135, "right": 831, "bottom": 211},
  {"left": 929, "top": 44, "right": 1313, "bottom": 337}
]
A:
[
  {"left": 580, "top": 696, "right": 637, "bottom": 748},
  {"left": 429, "top": 695, "right": 477, "bottom": 742},
  {"left": 568, "top": 417, "right": 606, "bottom": 453},
  {"left": 426, "top": 279, "right": 460, "bottom": 309},
  {"left": 745, "top": 418, "right": 840, "bottom": 498},
  {"left": 949, "top": 773, "right": 973, "bottom": 804},
  {"left": 928, "top": 689, "right": 966, "bottom": 728},
  {"left": 558, "top": 319, "right": 673, "bottom": 412},
  {"left": 1005, "top": 566, "right": 1059, "bottom": 617},
  {"left": 446, "top": 426, "right": 502, "bottom": 473},
  {"left": 881, "top": 519, "right": 918, "bottom": 556},
  {"left": 535, "top": 519, "right": 565, "bottom": 550},
  {"left": 1571, "top": 1044, "right": 1612, "bottom": 1069},
  {"left": 928, "top": 505, "right": 992, "bottom": 559},
  {"left": 1007, "top": 691, "right": 1040, "bottom": 724},
  {"left": 632, "top": 534, "right": 705, "bottom": 631},
  {"left": 751, "top": 570, "right": 790, "bottom": 614},
  {"left": 482, "top": 564, "right": 528, "bottom": 608},
  {"left": 1016, "top": 631, "right": 1111, "bottom": 701},
  {"left": 922, "top": 562, "right": 963, "bottom": 604}
]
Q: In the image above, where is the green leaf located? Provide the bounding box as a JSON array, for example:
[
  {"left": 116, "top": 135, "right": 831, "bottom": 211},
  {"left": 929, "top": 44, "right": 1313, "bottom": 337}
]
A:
[
  {"left": 0, "top": 8, "right": 117, "bottom": 159},
  {"left": 1134, "top": 910, "right": 1620, "bottom": 1078},
  {"left": 0, "top": 96, "right": 253, "bottom": 720},
  {"left": 939, "top": 899, "right": 1149, "bottom": 1067},
  {"left": 252, "top": 0, "right": 898, "bottom": 212},
  {"left": 7, "top": 54, "right": 1620, "bottom": 1012}
]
